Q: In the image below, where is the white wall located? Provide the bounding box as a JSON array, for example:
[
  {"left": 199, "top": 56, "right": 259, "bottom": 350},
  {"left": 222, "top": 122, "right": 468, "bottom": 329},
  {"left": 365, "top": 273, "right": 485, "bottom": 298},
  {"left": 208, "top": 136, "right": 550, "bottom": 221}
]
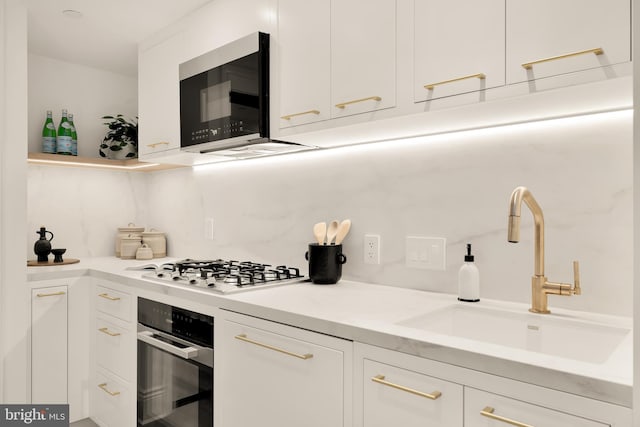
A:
[{"left": 28, "top": 54, "right": 137, "bottom": 157}]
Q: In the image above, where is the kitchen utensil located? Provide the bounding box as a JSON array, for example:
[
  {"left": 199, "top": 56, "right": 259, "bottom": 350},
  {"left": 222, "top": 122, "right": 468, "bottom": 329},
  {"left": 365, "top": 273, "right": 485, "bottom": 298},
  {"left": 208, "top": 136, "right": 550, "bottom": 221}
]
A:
[
  {"left": 51, "top": 248, "right": 66, "bottom": 263},
  {"left": 313, "top": 222, "right": 327, "bottom": 245},
  {"left": 334, "top": 219, "right": 352, "bottom": 245},
  {"left": 326, "top": 220, "right": 339, "bottom": 245},
  {"left": 305, "top": 243, "right": 347, "bottom": 284},
  {"left": 34, "top": 226, "right": 54, "bottom": 262}
]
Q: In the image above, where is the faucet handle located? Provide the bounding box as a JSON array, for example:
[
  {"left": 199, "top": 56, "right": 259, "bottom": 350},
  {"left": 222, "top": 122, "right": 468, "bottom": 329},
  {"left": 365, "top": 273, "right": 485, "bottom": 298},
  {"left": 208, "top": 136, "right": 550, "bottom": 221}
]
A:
[{"left": 572, "top": 260, "right": 581, "bottom": 295}]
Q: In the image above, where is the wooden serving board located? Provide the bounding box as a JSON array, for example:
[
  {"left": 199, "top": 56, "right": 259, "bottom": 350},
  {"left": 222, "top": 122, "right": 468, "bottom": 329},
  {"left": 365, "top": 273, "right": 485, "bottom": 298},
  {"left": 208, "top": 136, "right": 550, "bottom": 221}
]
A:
[{"left": 27, "top": 258, "right": 80, "bottom": 266}]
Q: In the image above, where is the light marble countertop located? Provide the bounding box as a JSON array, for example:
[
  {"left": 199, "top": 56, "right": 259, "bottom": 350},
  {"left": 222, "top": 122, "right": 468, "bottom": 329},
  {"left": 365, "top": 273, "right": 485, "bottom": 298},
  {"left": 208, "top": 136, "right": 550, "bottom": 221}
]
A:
[{"left": 27, "top": 256, "right": 633, "bottom": 407}]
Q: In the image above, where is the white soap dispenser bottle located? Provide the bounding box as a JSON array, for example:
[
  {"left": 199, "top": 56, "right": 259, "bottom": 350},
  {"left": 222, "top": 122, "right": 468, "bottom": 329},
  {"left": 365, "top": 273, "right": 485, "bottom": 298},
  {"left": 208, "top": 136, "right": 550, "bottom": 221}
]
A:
[{"left": 458, "top": 243, "right": 480, "bottom": 302}]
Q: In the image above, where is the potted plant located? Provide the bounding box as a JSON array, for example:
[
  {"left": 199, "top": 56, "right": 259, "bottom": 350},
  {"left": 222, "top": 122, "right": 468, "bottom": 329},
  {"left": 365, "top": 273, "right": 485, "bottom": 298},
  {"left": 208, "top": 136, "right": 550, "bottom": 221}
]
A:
[{"left": 100, "top": 115, "right": 138, "bottom": 159}]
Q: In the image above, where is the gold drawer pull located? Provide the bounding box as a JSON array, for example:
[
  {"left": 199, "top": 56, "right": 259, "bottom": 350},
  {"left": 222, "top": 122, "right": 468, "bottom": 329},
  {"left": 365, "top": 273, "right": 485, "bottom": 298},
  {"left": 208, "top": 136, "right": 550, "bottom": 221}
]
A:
[
  {"left": 372, "top": 375, "right": 442, "bottom": 400},
  {"left": 480, "top": 406, "right": 534, "bottom": 427},
  {"left": 235, "top": 334, "right": 313, "bottom": 360},
  {"left": 424, "top": 73, "right": 486, "bottom": 90},
  {"left": 98, "top": 327, "right": 121, "bottom": 337},
  {"left": 36, "top": 291, "right": 66, "bottom": 298},
  {"left": 98, "top": 383, "right": 120, "bottom": 396},
  {"left": 146, "top": 142, "right": 170, "bottom": 148},
  {"left": 281, "top": 110, "right": 321, "bottom": 120},
  {"left": 98, "top": 293, "right": 120, "bottom": 301},
  {"left": 522, "top": 47, "right": 603, "bottom": 70},
  {"left": 335, "top": 96, "right": 382, "bottom": 109}
]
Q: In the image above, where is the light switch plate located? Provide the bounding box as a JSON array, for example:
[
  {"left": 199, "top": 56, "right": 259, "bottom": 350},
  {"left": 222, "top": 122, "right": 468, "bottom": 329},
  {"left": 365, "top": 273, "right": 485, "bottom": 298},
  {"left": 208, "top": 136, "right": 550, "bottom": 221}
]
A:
[{"left": 405, "top": 236, "right": 446, "bottom": 270}]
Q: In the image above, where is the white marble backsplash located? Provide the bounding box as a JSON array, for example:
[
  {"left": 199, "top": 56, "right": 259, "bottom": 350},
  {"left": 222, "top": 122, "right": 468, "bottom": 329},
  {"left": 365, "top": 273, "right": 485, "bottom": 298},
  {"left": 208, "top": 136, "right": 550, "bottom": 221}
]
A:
[{"left": 27, "top": 110, "right": 633, "bottom": 316}]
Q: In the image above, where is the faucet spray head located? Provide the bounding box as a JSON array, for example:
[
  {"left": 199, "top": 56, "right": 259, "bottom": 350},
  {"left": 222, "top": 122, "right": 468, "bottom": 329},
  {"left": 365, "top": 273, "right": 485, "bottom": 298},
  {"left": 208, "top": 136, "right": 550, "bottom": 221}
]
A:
[{"left": 508, "top": 215, "right": 520, "bottom": 243}]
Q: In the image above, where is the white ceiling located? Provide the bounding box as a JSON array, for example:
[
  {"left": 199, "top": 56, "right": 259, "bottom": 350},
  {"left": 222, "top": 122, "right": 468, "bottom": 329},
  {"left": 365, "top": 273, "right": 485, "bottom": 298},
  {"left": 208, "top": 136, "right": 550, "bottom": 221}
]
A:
[{"left": 26, "top": 0, "right": 213, "bottom": 76}]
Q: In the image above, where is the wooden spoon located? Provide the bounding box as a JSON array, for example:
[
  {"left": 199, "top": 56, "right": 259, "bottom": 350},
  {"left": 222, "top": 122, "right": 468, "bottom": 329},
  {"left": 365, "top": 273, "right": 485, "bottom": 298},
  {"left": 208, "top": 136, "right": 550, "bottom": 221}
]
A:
[
  {"left": 334, "top": 219, "right": 351, "bottom": 245},
  {"left": 313, "top": 222, "right": 327, "bottom": 245},
  {"left": 326, "top": 220, "right": 339, "bottom": 245}
]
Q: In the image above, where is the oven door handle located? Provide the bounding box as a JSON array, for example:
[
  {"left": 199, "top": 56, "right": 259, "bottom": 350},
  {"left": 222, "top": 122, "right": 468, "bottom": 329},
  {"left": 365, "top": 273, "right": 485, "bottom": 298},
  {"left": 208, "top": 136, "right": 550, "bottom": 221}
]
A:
[{"left": 137, "top": 330, "right": 199, "bottom": 360}]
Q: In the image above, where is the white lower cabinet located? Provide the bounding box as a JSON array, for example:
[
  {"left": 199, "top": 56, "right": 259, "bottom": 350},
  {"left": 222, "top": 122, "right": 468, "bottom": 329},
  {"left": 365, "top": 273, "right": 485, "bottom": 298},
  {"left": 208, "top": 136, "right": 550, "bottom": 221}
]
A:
[
  {"left": 355, "top": 343, "right": 631, "bottom": 427},
  {"left": 362, "top": 359, "right": 462, "bottom": 426},
  {"left": 31, "top": 285, "right": 68, "bottom": 404},
  {"left": 464, "top": 387, "right": 606, "bottom": 427},
  {"left": 90, "top": 281, "right": 135, "bottom": 427},
  {"left": 217, "top": 310, "right": 352, "bottom": 427}
]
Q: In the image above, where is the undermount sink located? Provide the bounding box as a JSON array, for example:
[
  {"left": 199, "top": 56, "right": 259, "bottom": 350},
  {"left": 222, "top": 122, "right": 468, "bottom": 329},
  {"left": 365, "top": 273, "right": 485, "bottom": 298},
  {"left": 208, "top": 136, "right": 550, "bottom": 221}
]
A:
[{"left": 397, "top": 304, "right": 631, "bottom": 364}]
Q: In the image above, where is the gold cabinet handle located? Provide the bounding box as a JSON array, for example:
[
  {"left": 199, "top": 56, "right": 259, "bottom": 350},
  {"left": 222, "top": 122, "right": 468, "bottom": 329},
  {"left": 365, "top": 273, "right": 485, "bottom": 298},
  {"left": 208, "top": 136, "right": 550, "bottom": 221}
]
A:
[
  {"left": 146, "top": 142, "right": 170, "bottom": 148},
  {"left": 234, "top": 334, "right": 313, "bottom": 360},
  {"left": 480, "top": 406, "right": 534, "bottom": 427},
  {"left": 98, "top": 293, "right": 120, "bottom": 301},
  {"left": 98, "top": 327, "right": 121, "bottom": 337},
  {"left": 36, "top": 291, "right": 66, "bottom": 298},
  {"left": 98, "top": 383, "right": 120, "bottom": 396},
  {"left": 521, "top": 47, "right": 603, "bottom": 70},
  {"left": 424, "top": 73, "right": 486, "bottom": 90},
  {"left": 371, "top": 375, "right": 442, "bottom": 400},
  {"left": 281, "top": 110, "right": 321, "bottom": 120},
  {"left": 335, "top": 96, "right": 382, "bottom": 109}
]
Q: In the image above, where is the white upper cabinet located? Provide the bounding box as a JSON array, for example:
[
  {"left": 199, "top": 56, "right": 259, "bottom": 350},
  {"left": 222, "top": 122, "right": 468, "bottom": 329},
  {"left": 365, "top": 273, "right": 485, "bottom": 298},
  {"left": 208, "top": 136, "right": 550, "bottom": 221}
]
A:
[
  {"left": 506, "top": 0, "right": 631, "bottom": 84},
  {"left": 413, "top": 0, "right": 505, "bottom": 102},
  {"left": 278, "top": 0, "right": 331, "bottom": 128},
  {"left": 331, "top": 0, "right": 397, "bottom": 118},
  {"left": 138, "top": 32, "right": 184, "bottom": 158}
]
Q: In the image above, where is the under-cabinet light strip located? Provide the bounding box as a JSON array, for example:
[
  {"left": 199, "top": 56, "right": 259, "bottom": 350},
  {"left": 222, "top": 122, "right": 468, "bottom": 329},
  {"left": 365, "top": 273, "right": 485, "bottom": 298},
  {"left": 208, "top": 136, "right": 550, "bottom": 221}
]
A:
[{"left": 27, "top": 158, "right": 159, "bottom": 170}]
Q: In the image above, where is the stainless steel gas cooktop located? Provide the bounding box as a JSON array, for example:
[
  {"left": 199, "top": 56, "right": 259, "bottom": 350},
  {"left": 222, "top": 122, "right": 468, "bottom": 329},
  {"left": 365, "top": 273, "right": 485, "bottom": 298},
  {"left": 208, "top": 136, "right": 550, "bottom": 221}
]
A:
[{"left": 141, "top": 259, "right": 306, "bottom": 294}]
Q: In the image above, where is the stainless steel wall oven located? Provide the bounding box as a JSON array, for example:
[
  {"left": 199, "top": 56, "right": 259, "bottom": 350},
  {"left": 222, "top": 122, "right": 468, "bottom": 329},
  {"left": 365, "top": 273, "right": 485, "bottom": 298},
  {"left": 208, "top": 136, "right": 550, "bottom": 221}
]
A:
[{"left": 137, "top": 297, "right": 214, "bottom": 427}]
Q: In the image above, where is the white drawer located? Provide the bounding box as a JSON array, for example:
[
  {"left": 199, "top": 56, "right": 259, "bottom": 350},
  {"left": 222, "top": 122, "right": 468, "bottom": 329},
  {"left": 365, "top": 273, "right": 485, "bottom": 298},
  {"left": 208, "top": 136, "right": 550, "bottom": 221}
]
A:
[
  {"left": 92, "top": 369, "right": 133, "bottom": 427},
  {"left": 95, "top": 285, "right": 131, "bottom": 322},
  {"left": 95, "top": 316, "right": 134, "bottom": 382},
  {"left": 363, "top": 359, "right": 463, "bottom": 427},
  {"left": 465, "top": 387, "right": 608, "bottom": 426}
]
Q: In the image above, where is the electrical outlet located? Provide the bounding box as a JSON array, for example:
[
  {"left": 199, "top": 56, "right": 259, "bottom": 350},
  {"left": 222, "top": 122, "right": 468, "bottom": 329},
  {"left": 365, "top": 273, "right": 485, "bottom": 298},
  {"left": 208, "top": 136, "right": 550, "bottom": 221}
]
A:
[
  {"left": 364, "top": 234, "right": 381, "bottom": 265},
  {"left": 205, "top": 218, "right": 214, "bottom": 240},
  {"left": 405, "top": 236, "right": 446, "bottom": 270}
]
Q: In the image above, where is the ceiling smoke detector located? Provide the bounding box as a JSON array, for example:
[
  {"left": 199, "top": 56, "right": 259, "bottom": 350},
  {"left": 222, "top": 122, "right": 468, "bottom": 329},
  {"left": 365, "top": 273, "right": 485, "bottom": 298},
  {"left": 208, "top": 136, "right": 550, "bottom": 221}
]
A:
[{"left": 61, "top": 9, "right": 83, "bottom": 19}]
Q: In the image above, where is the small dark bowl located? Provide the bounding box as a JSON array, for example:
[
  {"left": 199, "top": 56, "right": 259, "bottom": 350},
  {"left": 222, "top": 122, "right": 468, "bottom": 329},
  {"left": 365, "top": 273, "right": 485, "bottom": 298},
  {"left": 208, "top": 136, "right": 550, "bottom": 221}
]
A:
[{"left": 51, "top": 248, "right": 66, "bottom": 263}]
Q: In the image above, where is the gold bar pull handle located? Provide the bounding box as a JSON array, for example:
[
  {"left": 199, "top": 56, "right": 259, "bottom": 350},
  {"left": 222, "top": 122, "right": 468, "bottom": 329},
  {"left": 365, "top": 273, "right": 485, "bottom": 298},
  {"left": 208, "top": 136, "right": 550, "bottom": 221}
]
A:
[
  {"left": 522, "top": 47, "right": 604, "bottom": 70},
  {"left": 98, "top": 327, "right": 121, "bottom": 337},
  {"left": 424, "top": 73, "right": 486, "bottom": 90},
  {"left": 281, "top": 110, "right": 321, "bottom": 120},
  {"left": 335, "top": 96, "right": 382, "bottom": 109},
  {"left": 235, "top": 334, "right": 313, "bottom": 360},
  {"left": 36, "top": 291, "right": 66, "bottom": 298},
  {"left": 98, "top": 293, "right": 120, "bottom": 301},
  {"left": 98, "top": 383, "right": 121, "bottom": 396},
  {"left": 480, "top": 406, "right": 534, "bottom": 427},
  {"left": 146, "top": 142, "right": 170, "bottom": 148},
  {"left": 372, "top": 375, "right": 442, "bottom": 400}
]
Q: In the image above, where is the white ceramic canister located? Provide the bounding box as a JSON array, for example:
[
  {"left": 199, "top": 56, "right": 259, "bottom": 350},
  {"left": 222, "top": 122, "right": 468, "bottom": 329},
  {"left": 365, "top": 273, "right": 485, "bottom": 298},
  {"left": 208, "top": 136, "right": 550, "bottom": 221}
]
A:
[
  {"left": 116, "top": 223, "right": 144, "bottom": 257},
  {"left": 142, "top": 229, "right": 166, "bottom": 258},
  {"left": 120, "top": 234, "right": 142, "bottom": 260}
]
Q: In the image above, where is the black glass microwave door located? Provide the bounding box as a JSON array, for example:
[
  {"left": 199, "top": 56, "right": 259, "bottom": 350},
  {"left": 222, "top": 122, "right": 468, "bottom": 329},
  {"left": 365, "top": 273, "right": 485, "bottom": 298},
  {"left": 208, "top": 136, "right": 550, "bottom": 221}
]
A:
[
  {"left": 180, "top": 52, "right": 261, "bottom": 149},
  {"left": 137, "top": 341, "right": 213, "bottom": 427}
]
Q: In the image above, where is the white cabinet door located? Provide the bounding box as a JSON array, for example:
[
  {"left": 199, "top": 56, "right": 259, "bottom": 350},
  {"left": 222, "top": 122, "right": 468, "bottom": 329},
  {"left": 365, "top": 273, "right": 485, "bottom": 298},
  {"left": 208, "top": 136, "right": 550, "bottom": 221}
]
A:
[
  {"left": 138, "top": 32, "right": 184, "bottom": 158},
  {"left": 506, "top": 0, "right": 630, "bottom": 84},
  {"left": 95, "top": 316, "right": 134, "bottom": 382},
  {"left": 218, "top": 315, "right": 349, "bottom": 427},
  {"left": 465, "top": 387, "right": 608, "bottom": 427},
  {"left": 92, "top": 369, "right": 133, "bottom": 427},
  {"left": 414, "top": 0, "right": 505, "bottom": 102},
  {"left": 331, "top": 0, "right": 396, "bottom": 118},
  {"left": 278, "top": 0, "right": 330, "bottom": 128},
  {"left": 363, "top": 359, "right": 463, "bottom": 427},
  {"left": 31, "top": 286, "right": 67, "bottom": 404}
]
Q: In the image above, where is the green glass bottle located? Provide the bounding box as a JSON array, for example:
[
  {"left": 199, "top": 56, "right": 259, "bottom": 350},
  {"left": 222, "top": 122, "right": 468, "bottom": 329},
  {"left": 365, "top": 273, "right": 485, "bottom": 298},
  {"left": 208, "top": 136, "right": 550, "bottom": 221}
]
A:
[
  {"left": 42, "top": 110, "right": 57, "bottom": 153},
  {"left": 68, "top": 113, "right": 78, "bottom": 156},
  {"left": 56, "top": 109, "right": 73, "bottom": 155}
]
